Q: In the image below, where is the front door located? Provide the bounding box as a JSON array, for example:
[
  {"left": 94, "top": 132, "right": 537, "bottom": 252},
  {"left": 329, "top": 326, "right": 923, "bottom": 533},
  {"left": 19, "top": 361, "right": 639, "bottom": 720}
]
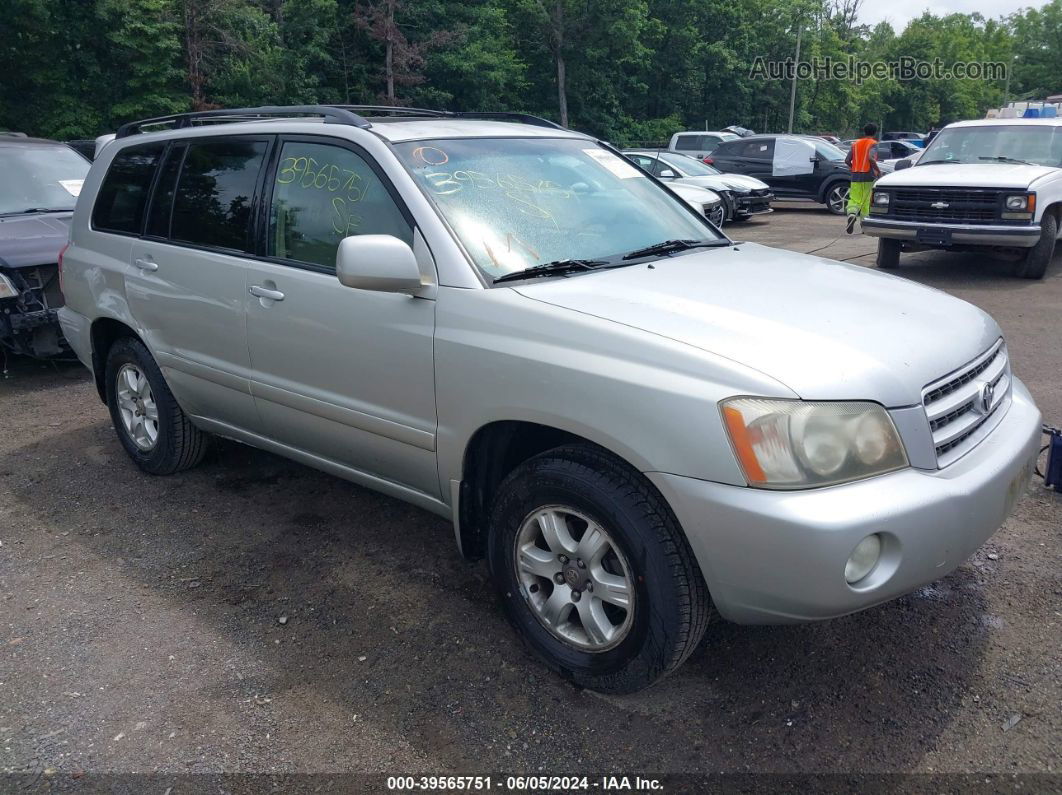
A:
[{"left": 244, "top": 136, "right": 439, "bottom": 498}]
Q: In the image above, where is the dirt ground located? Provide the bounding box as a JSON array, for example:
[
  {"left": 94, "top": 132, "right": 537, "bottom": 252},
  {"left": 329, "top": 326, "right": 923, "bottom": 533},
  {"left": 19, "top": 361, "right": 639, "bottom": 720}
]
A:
[{"left": 1, "top": 204, "right": 1060, "bottom": 788}]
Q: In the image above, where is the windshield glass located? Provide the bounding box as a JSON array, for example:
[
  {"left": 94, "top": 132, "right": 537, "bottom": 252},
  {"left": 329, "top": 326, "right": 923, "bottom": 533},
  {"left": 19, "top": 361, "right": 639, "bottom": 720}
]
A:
[
  {"left": 814, "top": 140, "right": 846, "bottom": 161},
  {"left": 394, "top": 138, "right": 719, "bottom": 280},
  {"left": 659, "top": 152, "right": 721, "bottom": 176},
  {"left": 0, "top": 144, "right": 89, "bottom": 214},
  {"left": 920, "top": 125, "right": 1062, "bottom": 167}
]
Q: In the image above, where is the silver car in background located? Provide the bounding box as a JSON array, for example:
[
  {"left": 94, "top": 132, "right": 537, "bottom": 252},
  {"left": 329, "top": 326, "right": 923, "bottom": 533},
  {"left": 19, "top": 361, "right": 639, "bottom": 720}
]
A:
[{"left": 59, "top": 106, "right": 1042, "bottom": 693}]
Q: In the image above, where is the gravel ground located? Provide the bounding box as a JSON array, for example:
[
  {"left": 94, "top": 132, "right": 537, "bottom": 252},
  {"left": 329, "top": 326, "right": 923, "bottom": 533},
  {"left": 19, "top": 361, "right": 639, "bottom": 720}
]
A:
[{"left": 1, "top": 205, "right": 1060, "bottom": 787}]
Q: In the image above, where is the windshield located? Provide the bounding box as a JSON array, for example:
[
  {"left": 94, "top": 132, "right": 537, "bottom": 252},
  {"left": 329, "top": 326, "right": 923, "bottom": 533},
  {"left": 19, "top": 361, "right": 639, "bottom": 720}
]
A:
[
  {"left": 0, "top": 144, "right": 89, "bottom": 215},
  {"left": 394, "top": 138, "right": 720, "bottom": 280},
  {"left": 659, "top": 152, "right": 721, "bottom": 176},
  {"left": 814, "top": 140, "right": 846, "bottom": 161},
  {"left": 920, "top": 125, "right": 1062, "bottom": 167}
]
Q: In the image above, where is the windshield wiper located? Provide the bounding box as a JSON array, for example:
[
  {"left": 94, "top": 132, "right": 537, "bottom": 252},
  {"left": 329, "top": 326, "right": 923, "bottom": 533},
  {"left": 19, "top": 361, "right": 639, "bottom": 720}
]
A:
[
  {"left": 917, "top": 159, "right": 959, "bottom": 166},
  {"left": 0, "top": 207, "right": 72, "bottom": 217},
  {"left": 621, "top": 238, "right": 729, "bottom": 260},
  {"left": 978, "top": 155, "right": 1036, "bottom": 166},
  {"left": 493, "top": 258, "right": 608, "bottom": 284}
]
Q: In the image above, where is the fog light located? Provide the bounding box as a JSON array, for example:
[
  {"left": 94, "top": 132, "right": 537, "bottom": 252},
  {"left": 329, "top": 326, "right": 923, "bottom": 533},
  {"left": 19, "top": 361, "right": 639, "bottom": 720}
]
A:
[{"left": 845, "top": 534, "right": 881, "bottom": 584}]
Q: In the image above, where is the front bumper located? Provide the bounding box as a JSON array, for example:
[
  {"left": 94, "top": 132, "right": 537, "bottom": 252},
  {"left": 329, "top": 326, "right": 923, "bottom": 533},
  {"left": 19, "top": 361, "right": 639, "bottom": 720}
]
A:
[
  {"left": 861, "top": 217, "right": 1041, "bottom": 247},
  {"left": 649, "top": 378, "right": 1042, "bottom": 624},
  {"left": 735, "top": 193, "right": 774, "bottom": 216}
]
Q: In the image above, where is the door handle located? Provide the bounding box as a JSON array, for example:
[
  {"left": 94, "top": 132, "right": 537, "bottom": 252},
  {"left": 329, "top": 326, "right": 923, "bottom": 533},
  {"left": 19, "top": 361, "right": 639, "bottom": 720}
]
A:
[
  {"left": 134, "top": 257, "right": 158, "bottom": 272},
  {"left": 249, "top": 285, "right": 285, "bottom": 301}
]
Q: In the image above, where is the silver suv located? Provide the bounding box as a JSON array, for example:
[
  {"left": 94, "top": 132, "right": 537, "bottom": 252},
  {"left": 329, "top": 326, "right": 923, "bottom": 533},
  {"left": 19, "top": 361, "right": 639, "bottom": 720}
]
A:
[{"left": 60, "top": 106, "right": 1043, "bottom": 693}]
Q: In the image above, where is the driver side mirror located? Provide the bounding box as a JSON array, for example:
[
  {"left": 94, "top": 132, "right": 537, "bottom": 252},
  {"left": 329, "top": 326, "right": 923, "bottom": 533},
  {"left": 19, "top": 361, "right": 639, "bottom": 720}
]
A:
[
  {"left": 894, "top": 158, "right": 913, "bottom": 171},
  {"left": 658, "top": 169, "right": 677, "bottom": 179},
  {"left": 336, "top": 234, "right": 423, "bottom": 294}
]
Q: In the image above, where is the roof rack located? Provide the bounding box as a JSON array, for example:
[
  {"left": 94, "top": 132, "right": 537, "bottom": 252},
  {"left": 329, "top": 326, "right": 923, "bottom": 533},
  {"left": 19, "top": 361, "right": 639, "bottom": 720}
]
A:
[
  {"left": 115, "top": 105, "right": 372, "bottom": 139},
  {"left": 335, "top": 105, "right": 565, "bottom": 130},
  {"left": 114, "top": 104, "right": 567, "bottom": 140}
]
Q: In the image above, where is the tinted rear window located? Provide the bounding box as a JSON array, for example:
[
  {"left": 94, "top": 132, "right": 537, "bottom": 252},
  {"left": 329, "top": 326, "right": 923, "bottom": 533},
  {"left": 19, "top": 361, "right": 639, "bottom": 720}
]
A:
[
  {"left": 171, "top": 138, "right": 268, "bottom": 251},
  {"left": 674, "top": 135, "right": 703, "bottom": 151},
  {"left": 145, "top": 143, "right": 186, "bottom": 238},
  {"left": 92, "top": 142, "right": 165, "bottom": 234}
]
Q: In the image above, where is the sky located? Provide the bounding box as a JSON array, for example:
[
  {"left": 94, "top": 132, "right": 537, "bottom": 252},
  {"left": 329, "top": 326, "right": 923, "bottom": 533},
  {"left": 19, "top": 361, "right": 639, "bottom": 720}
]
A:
[{"left": 859, "top": 0, "right": 1048, "bottom": 29}]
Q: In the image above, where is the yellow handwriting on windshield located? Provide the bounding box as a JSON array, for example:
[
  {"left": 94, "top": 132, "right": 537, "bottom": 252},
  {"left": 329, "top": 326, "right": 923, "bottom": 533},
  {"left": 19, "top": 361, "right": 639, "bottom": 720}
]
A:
[{"left": 277, "top": 156, "right": 371, "bottom": 203}]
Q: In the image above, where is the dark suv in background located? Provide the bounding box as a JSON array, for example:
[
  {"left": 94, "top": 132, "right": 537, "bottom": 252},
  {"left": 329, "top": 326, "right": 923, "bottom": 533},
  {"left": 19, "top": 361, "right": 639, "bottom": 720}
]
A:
[
  {"left": 0, "top": 134, "right": 90, "bottom": 357},
  {"left": 706, "top": 134, "right": 852, "bottom": 214}
]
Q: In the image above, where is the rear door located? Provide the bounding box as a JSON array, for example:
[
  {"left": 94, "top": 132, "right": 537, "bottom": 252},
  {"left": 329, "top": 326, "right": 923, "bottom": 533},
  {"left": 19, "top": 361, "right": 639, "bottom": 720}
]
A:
[
  {"left": 242, "top": 135, "right": 439, "bottom": 497},
  {"left": 127, "top": 135, "right": 270, "bottom": 432}
]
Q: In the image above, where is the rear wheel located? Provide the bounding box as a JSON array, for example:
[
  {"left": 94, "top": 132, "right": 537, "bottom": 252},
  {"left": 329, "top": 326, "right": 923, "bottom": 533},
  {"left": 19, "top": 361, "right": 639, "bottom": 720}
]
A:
[
  {"left": 877, "top": 238, "right": 902, "bottom": 269},
  {"left": 105, "top": 337, "right": 210, "bottom": 475},
  {"left": 825, "top": 182, "right": 850, "bottom": 215},
  {"left": 1014, "top": 211, "right": 1056, "bottom": 279},
  {"left": 487, "top": 444, "right": 710, "bottom": 693}
]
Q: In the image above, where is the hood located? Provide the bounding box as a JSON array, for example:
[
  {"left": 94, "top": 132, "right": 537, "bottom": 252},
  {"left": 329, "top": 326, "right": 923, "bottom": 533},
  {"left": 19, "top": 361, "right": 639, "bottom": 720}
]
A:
[
  {"left": 511, "top": 243, "right": 1000, "bottom": 407},
  {"left": 678, "top": 174, "right": 768, "bottom": 192},
  {"left": 0, "top": 212, "right": 72, "bottom": 268},
  {"left": 878, "top": 162, "right": 1058, "bottom": 189},
  {"left": 670, "top": 183, "right": 720, "bottom": 204}
]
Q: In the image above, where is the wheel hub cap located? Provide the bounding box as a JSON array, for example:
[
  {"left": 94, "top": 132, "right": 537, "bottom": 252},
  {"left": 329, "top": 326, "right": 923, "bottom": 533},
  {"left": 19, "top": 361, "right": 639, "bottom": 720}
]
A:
[{"left": 514, "top": 506, "right": 635, "bottom": 652}]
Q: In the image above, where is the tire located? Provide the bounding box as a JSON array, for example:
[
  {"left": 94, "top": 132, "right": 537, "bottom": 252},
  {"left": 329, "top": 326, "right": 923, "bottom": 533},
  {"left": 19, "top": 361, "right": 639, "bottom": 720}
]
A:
[
  {"left": 824, "top": 181, "right": 850, "bottom": 215},
  {"left": 104, "top": 336, "right": 210, "bottom": 475},
  {"left": 877, "top": 238, "right": 901, "bottom": 269},
  {"left": 1014, "top": 211, "right": 1056, "bottom": 279},
  {"left": 487, "top": 444, "right": 711, "bottom": 693}
]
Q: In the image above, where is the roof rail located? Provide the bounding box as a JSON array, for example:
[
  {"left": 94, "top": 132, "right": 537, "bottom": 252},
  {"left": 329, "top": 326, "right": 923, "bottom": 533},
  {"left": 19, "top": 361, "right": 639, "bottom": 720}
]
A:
[
  {"left": 113, "top": 104, "right": 567, "bottom": 140},
  {"left": 115, "top": 105, "right": 372, "bottom": 139},
  {"left": 333, "top": 104, "right": 450, "bottom": 118},
  {"left": 451, "top": 112, "right": 565, "bottom": 130}
]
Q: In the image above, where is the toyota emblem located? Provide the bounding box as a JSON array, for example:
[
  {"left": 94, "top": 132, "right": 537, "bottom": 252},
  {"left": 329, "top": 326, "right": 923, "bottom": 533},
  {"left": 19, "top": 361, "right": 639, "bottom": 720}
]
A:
[{"left": 979, "top": 381, "right": 995, "bottom": 413}]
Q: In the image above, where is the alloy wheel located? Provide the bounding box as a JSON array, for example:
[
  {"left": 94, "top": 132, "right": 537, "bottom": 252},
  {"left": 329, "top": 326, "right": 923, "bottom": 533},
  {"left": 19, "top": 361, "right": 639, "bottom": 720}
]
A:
[
  {"left": 827, "top": 184, "right": 850, "bottom": 214},
  {"left": 514, "top": 506, "right": 635, "bottom": 651},
  {"left": 115, "top": 363, "right": 159, "bottom": 451}
]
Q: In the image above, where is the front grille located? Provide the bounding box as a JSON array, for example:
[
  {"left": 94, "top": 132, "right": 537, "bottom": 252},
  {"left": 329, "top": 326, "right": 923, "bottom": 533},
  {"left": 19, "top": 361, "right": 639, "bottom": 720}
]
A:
[
  {"left": 922, "top": 339, "right": 1010, "bottom": 467},
  {"left": 887, "top": 188, "right": 1004, "bottom": 226}
]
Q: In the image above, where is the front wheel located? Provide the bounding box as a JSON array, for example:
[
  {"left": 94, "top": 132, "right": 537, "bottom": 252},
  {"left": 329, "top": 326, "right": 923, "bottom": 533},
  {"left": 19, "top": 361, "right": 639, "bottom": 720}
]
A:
[
  {"left": 877, "top": 238, "right": 901, "bottom": 269},
  {"left": 1014, "top": 211, "right": 1056, "bottom": 279},
  {"left": 487, "top": 444, "right": 711, "bottom": 693},
  {"left": 825, "top": 182, "right": 850, "bottom": 215}
]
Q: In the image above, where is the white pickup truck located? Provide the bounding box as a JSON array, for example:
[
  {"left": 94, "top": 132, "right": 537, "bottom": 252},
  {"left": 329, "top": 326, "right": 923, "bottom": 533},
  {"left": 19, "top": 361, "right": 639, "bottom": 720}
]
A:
[{"left": 862, "top": 118, "right": 1062, "bottom": 279}]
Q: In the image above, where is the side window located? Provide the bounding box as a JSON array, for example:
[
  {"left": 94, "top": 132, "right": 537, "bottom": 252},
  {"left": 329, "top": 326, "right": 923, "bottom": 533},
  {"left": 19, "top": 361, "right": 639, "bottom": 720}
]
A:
[
  {"left": 712, "top": 141, "right": 738, "bottom": 158},
  {"left": 744, "top": 140, "right": 773, "bottom": 159},
  {"left": 145, "top": 143, "right": 186, "bottom": 238},
  {"left": 92, "top": 142, "right": 165, "bottom": 234},
  {"left": 627, "top": 154, "right": 653, "bottom": 169},
  {"left": 674, "top": 135, "right": 699, "bottom": 151},
  {"left": 268, "top": 141, "right": 412, "bottom": 269},
  {"left": 171, "top": 138, "right": 268, "bottom": 252}
]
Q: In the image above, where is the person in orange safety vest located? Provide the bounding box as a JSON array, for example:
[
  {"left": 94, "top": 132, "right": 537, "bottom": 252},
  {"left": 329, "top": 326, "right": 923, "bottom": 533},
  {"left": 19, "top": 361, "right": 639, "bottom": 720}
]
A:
[{"left": 845, "top": 123, "right": 881, "bottom": 234}]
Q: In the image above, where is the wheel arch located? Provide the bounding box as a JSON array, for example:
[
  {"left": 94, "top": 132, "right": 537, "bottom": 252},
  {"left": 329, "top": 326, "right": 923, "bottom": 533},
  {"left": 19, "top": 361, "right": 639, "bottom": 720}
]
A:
[
  {"left": 90, "top": 317, "right": 142, "bottom": 403},
  {"left": 453, "top": 420, "right": 662, "bottom": 561}
]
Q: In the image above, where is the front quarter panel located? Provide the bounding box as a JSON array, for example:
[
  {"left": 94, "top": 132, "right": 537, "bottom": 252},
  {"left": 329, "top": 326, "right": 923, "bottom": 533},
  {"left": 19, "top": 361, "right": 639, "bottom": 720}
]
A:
[{"left": 434, "top": 286, "right": 798, "bottom": 492}]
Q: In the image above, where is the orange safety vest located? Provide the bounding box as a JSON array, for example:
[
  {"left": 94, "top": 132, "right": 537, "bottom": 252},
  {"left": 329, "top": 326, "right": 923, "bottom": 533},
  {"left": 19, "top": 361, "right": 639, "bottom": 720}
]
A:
[{"left": 850, "top": 137, "right": 876, "bottom": 174}]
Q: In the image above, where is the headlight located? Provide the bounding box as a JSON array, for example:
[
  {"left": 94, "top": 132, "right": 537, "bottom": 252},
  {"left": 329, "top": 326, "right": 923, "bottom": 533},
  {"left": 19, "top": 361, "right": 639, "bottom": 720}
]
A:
[
  {"left": 872, "top": 191, "right": 890, "bottom": 206},
  {"left": 0, "top": 273, "right": 19, "bottom": 299},
  {"left": 1004, "top": 194, "right": 1030, "bottom": 210},
  {"left": 721, "top": 398, "right": 908, "bottom": 488}
]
